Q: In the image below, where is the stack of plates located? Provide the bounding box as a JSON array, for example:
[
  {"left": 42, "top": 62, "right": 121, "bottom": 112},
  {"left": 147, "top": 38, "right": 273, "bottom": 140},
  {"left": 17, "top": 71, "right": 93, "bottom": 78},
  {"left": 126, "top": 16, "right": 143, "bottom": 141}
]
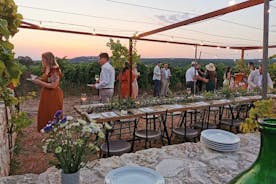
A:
[
  {"left": 105, "top": 166, "right": 165, "bottom": 184},
  {"left": 201, "top": 129, "right": 240, "bottom": 152}
]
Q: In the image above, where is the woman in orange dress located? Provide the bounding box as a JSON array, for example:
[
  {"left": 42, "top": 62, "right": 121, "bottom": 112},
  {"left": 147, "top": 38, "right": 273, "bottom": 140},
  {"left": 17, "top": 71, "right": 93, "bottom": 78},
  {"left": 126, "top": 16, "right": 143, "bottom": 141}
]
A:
[
  {"left": 32, "top": 52, "right": 63, "bottom": 132},
  {"left": 117, "top": 63, "right": 135, "bottom": 99}
]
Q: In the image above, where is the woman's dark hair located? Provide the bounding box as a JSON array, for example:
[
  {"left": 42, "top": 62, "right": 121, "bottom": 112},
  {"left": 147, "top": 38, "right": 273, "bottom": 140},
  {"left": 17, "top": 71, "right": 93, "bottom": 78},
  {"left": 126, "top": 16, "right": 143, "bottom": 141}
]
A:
[
  {"left": 225, "top": 66, "right": 231, "bottom": 76},
  {"left": 122, "top": 62, "right": 129, "bottom": 73}
]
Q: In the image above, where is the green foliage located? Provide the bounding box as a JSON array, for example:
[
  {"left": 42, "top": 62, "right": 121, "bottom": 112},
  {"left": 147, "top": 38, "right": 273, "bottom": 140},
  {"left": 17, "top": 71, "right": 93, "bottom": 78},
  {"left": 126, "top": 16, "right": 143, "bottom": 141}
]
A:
[
  {"left": 0, "top": 0, "right": 22, "bottom": 36},
  {"left": 109, "top": 97, "right": 136, "bottom": 110},
  {"left": 240, "top": 99, "right": 276, "bottom": 133},
  {"left": 0, "top": 0, "right": 23, "bottom": 89},
  {"left": 269, "top": 62, "right": 276, "bottom": 84},
  {"left": 10, "top": 111, "right": 32, "bottom": 132},
  {"left": 233, "top": 59, "right": 249, "bottom": 75},
  {"left": 106, "top": 39, "right": 140, "bottom": 70},
  {"left": 202, "top": 91, "right": 215, "bottom": 100}
]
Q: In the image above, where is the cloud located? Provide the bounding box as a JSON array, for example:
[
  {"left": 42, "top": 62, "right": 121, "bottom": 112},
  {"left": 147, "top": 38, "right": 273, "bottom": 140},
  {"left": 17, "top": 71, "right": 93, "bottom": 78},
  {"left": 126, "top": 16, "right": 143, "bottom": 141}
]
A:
[{"left": 155, "top": 13, "right": 191, "bottom": 24}]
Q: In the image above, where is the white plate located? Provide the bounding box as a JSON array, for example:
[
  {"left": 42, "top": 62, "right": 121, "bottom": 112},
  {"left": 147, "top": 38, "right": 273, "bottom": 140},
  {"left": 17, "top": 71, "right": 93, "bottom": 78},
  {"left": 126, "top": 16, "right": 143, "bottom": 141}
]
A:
[
  {"left": 204, "top": 143, "right": 239, "bottom": 152},
  {"left": 26, "top": 78, "right": 33, "bottom": 81},
  {"left": 201, "top": 137, "right": 240, "bottom": 150},
  {"left": 139, "top": 108, "right": 154, "bottom": 113},
  {"left": 101, "top": 111, "right": 118, "bottom": 118},
  {"left": 105, "top": 166, "right": 165, "bottom": 184},
  {"left": 201, "top": 138, "right": 240, "bottom": 148},
  {"left": 201, "top": 129, "right": 240, "bottom": 145},
  {"left": 88, "top": 113, "right": 102, "bottom": 119}
]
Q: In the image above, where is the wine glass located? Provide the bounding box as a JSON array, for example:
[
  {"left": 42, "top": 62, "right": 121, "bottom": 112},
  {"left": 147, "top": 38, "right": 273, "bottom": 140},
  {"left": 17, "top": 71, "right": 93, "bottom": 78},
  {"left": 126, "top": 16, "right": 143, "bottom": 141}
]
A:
[
  {"left": 95, "top": 75, "right": 100, "bottom": 83},
  {"left": 81, "top": 93, "right": 87, "bottom": 105},
  {"left": 186, "top": 88, "right": 191, "bottom": 95}
]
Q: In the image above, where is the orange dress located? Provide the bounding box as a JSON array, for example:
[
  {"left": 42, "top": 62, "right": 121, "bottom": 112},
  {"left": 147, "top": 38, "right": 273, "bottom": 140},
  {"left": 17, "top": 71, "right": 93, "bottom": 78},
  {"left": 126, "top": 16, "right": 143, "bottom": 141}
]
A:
[
  {"left": 37, "top": 68, "right": 63, "bottom": 131},
  {"left": 118, "top": 69, "right": 135, "bottom": 99}
]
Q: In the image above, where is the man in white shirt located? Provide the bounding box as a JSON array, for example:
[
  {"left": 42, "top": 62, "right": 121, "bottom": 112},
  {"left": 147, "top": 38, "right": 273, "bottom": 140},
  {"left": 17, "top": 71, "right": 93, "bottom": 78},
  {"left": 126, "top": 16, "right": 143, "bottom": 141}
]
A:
[
  {"left": 91, "top": 53, "right": 115, "bottom": 103},
  {"left": 153, "top": 62, "right": 161, "bottom": 97},
  {"left": 161, "top": 63, "right": 172, "bottom": 97},
  {"left": 247, "top": 64, "right": 273, "bottom": 91},
  {"left": 185, "top": 61, "right": 198, "bottom": 94}
]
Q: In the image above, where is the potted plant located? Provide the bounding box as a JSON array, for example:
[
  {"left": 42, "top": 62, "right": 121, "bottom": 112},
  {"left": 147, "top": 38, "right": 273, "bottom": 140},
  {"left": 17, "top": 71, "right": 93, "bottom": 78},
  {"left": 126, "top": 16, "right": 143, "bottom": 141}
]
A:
[{"left": 41, "top": 110, "right": 105, "bottom": 184}]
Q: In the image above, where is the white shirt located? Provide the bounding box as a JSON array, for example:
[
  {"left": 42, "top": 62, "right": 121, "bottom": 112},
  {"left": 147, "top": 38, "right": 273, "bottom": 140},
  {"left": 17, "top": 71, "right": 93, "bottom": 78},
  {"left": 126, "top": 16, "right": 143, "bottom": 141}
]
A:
[
  {"left": 153, "top": 65, "right": 161, "bottom": 80},
  {"left": 185, "top": 66, "right": 198, "bottom": 82},
  {"left": 248, "top": 69, "right": 273, "bottom": 90},
  {"left": 95, "top": 62, "right": 115, "bottom": 89}
]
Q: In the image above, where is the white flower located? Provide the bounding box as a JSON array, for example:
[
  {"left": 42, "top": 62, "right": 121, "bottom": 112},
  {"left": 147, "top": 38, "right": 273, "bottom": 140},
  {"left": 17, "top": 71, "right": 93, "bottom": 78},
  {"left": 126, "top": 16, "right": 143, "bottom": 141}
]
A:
[
  {"left": 75, "top": 139, "right": 84, "bottom": 146},
  {"left": 88, "top": 143, "right": 95, "bottom": 149},
  {"left": 98, "top": 131, "right": 105, "bottom": 139},
  {"left": 82, "top": 126, "right": 91, "bottom": 133},
  {"left": 72, "top": 122, "right": 80, "bottom": 127},
  {"left": 77, "top": 119, "right": 87, "bottom": 126},
  {"left": 104, "top": 123, "right": 112, "bottom": 130},
  {"left": 67, "top": 116, "right": 73, "bottom": 121},
  {"left": 42, "top": 145, "right": 48, "bottom": 153},
  {"left": 55, "top": 146, "right": 62, "bottom": 154}
]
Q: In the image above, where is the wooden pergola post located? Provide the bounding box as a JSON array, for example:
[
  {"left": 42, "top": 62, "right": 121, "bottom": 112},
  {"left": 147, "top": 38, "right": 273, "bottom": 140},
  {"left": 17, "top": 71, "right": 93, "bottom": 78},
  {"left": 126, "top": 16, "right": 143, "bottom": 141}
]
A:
[
  {"left": 194, "top": 45, "right": 198, "bottom": 95},
  {"left": 241, "top": 49, "right": 245, "bottom": 60},
  {"left": 262, "top": 0, "right": 269, "bottom": 99},
  {"left": 129, "top": 38, "right": 133, "bottom": 97}
]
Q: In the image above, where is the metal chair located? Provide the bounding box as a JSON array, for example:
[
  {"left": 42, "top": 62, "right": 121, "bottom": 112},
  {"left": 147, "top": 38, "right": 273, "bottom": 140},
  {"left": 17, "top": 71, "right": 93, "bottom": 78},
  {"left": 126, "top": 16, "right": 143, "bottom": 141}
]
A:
[
  {"left": 194, "top": 107, "right": 217, "bottom": 131},
  {"left": 218, "top": 104, "right": 242, "bottom": 132},
  {"left": 171, "top": 111, "right": 199, "bottom": 142},
  {"left": 135, "top": 111, "right": 168, "bottom": 149},
  {"left": 100, "top": 119, "right": 137, "bottom": 157}
]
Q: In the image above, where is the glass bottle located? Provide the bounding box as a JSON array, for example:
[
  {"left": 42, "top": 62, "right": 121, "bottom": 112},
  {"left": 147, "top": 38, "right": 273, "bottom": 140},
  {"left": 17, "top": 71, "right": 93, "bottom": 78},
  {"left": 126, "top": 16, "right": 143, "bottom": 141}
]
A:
[{"left": 228, "top": 118, "right": 276, "bottom": 184}]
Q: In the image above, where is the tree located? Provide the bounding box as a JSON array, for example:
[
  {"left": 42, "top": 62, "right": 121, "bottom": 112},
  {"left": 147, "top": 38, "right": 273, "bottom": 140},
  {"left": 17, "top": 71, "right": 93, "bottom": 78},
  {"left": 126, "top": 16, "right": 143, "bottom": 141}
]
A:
[
  {"left": 0, "top": 0, "right": 32, "bottom": 173},
  {"left": 106, "top": 39, "right": 140, "bottom": 98}
]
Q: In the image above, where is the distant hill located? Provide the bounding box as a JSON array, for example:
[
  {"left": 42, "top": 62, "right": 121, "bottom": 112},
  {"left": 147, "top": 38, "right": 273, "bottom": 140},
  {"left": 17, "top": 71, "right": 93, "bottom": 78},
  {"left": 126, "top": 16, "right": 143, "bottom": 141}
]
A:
[
  {"left": 68, "top": 56, "right": 275, "bottom": 67},
  {"left": 69, "top": 56, "right": 98, "bottom": 63}
]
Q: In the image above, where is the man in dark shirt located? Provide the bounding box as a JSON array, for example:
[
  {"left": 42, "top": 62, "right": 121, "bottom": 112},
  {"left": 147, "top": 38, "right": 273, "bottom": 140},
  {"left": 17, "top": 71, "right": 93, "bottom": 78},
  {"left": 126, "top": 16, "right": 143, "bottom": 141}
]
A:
[{"left": 196, "top": 63, "right": 205, "bottom": 93}]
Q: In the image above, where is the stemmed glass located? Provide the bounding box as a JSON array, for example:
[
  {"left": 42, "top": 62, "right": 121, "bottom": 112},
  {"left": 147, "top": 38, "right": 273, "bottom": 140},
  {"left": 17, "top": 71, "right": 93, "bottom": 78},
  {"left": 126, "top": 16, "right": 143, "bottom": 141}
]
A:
[
  {"left": 186, "top": 88, "right": 191, "bottom": 96},
  {"left": 81, "top": 93, "right": 87, "bottom": 105},
  {"left": 95, "top": 75, "right": 100, "bottom": 83}
]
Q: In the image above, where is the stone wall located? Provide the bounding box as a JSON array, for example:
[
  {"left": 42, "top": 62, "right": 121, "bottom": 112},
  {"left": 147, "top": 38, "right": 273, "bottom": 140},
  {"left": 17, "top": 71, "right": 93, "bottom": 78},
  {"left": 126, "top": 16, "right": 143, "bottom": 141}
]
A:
[
  {"left": 0, "top": 133, "right": 260, "bottom": 184},
  {"left": 0, "top": 103, "right": 10, "bottom": 176}
]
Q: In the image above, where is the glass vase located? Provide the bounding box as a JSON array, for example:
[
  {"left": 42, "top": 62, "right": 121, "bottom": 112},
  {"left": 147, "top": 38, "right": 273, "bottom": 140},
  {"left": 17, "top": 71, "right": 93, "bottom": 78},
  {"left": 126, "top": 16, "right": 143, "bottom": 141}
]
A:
[{"left": 228, "top": 118, "right": 276, "bottom": 184}]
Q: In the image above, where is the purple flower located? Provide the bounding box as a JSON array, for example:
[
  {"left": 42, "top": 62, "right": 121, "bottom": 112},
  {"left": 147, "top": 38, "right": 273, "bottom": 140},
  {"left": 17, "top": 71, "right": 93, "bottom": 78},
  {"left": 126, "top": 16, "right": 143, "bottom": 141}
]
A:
[
  {"left": 41, "top": 123, "right": 53, "bottom": 133},
  {"left": 60, "top": 117, "right": 67, "bottom": 124},
  {"left": 54, "top": 110, "right": 63, "bottom": 119}
]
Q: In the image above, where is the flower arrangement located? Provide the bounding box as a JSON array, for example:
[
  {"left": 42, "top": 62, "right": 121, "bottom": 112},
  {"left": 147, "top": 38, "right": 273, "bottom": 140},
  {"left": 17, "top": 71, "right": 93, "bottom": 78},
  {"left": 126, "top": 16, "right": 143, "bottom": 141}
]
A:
[{"left": 42, "top": 110, "right": 105, "bottom": 174}]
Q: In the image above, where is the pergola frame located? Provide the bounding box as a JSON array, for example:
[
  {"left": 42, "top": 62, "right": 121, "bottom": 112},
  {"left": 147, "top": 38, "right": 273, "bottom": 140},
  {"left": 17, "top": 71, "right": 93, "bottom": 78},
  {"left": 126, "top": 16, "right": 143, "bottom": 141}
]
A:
[{"left": 19, "top": 0, "right": 273, "bottom": 98}]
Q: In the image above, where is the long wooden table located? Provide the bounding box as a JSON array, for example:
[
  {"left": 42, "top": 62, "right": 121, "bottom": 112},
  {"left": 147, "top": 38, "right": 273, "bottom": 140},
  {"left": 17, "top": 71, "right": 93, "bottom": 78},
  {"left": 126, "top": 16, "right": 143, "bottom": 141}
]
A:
[
  {"left": 74, "top": 95, "right": 276, "bottom": 123},
  {"left": 74, "top": 94, "right": 276, "bottom": 146}
]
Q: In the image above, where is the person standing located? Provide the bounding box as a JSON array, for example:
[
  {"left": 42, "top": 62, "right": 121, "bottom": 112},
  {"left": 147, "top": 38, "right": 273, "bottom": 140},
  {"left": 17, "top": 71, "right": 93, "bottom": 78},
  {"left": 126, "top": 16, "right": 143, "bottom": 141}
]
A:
[
  {"left": 90, "top": 53, "right": 115, "bottom": 103},
  {"left": 196, "top": 63, "right": 217, "bottom": 92},
  {"left": 185, "top": 61, "right": 198, "bottom": 94},
  {"left": 32, "top": 52, "right": 63, "bottom": 132},
  {"left": 131, "top": 64, "right": 140, "bottom": 99},
  {"left": 153, "top": 62, "right": 161, "bottom": 97},
  {"left": 161, "top": 63, "right": 172, "bottom": 97},
  {"left": 247, "top": 64, "right": 273, "bottom": 91},
  {"left": 223, "top": 67, "right": 232, "bottom": 88},
  {"left": 196, "top": 63, "right": 204, "bottom": 92},
  {"left": 117, "top": 62, "right": 135, "bottom": 99}
]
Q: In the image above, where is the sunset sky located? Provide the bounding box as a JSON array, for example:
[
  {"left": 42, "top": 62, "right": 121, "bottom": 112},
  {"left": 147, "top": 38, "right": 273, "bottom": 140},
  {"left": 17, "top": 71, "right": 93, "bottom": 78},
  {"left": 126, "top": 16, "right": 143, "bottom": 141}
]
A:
[{"left": 11, "top": 0, "right": 276, "bottom": 60}]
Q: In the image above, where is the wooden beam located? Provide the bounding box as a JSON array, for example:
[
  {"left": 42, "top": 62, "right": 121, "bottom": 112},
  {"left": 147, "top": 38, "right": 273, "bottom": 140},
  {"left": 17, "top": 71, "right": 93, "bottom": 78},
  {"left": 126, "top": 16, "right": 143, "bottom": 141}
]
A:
[
  {"left": 19, "top": 22, "right": 276, "bottom": 51},
  {"left": 231, "top": 45, "right": 276, "bottom": 50},
  {"left": 137, "top": 0, "right": 265, "bottom": 38},
  {"left": 241, "top": 49, "right": 245, "bottom": 60},
  {"left": 262, "top": 0, "right": 270, "bottom": 99}
]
